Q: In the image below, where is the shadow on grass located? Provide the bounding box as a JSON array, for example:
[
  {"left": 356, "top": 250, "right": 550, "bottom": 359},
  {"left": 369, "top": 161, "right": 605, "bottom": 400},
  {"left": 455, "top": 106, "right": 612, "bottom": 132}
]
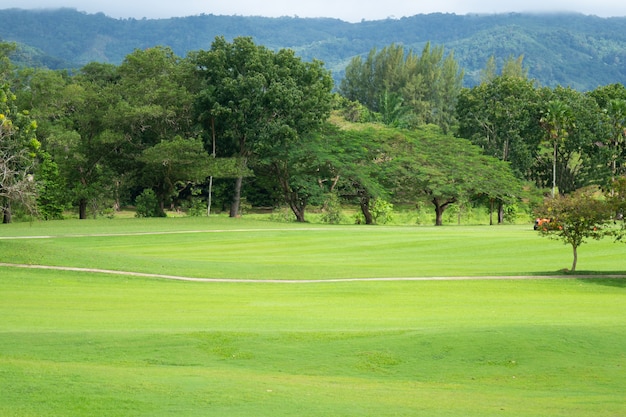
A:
[
  {"left": 533, "top": 270, "right": 626, "bottom": 288},
  {"left": 573, "top": 271, "right": 626, "bottom": 288},
  {"left": 576, "top": 275, "right": 626, "bottom": 288}
]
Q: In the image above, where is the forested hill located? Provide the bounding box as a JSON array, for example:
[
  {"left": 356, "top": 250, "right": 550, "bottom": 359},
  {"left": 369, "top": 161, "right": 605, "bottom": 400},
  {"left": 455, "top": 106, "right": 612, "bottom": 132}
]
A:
[{"left": 2, "top": 8, "right": 626, "bottom": 90}]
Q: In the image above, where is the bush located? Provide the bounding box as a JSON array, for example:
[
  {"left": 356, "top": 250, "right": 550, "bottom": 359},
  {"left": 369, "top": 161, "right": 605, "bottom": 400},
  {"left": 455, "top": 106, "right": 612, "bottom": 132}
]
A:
[
  {"left": 371, "top": 199, "right": 394, "bottom": 224},
  {"left": 135, "top": 189, "right": 164, "bottom": 218},
  {"left": 321, "top": 193, "right": 345, "bottom": 224},
  {"left": 184, "top": 197, "right": 207, "bottom": 217},
  {"left": 268, "top": 207, "right": 295, "bottom": 223}
]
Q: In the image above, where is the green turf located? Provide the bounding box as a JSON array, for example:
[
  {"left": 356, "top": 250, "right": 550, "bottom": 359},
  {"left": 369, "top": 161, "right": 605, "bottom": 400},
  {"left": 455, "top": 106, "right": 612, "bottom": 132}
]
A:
[
  {"left": 0, "top": 216, "right": 624, "bottom": 277},
  {"left": 1, "top": 217, "right": 625, "bottom": 416}
]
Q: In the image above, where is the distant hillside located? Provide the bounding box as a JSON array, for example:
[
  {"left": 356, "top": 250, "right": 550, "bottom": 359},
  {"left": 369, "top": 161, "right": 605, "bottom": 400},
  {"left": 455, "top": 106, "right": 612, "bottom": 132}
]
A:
[{"left": 1, "top": 8, "right": 626, "bottom": 90}]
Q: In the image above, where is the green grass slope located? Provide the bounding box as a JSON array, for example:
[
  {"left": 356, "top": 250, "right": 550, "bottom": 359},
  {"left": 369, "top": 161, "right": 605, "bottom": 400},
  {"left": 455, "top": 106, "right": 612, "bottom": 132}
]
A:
[
  {"left": 1, "top": 218, "right": 625, "bottom": 416},
  {"left": 1, "top": 269, "right": 625, "bottom": 416}
]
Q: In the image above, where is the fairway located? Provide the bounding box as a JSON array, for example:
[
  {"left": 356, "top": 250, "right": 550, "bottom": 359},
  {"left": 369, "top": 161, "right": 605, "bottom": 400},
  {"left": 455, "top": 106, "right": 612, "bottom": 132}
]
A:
[{"left": 1, "top": 217, "right": 625, "bottom": 416}]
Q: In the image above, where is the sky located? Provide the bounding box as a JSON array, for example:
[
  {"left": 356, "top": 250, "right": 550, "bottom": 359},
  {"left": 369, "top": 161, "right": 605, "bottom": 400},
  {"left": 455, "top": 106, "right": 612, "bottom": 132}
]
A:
[{"left": 2, "top": 0, "right": 626, "bottom": 21}]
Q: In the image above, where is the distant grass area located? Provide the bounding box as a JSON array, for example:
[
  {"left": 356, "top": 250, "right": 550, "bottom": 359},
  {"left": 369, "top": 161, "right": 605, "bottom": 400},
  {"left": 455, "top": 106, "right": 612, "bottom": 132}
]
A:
[
  {"left": 1, "top": 217, "right": 625, "bottom": 416},
  {"left": 0, "top": 216, "right": 623, "bottom": 277}
]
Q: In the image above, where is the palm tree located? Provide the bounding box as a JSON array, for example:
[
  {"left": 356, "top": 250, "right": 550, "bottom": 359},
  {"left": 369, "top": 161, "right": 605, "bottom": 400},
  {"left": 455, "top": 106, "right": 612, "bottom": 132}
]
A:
[{"left": 540, "top": 100, "right": 573, "bottom": 197}]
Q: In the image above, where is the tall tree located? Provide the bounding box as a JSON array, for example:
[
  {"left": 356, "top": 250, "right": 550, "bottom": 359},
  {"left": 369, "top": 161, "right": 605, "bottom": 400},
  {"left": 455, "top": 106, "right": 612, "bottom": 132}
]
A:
[
  {"left": 457, "top": 75, "right": 542, "bottom": 178},
  {"left": 339, "top": 43, "right": 463, "bottom": 132},
  {"left": 540, "top": 99, "right": 574, "bottom": 197},
  {"left": 456, "top": 70, "right": 542, "bottom": 221},
  {"left": 604, "top": 99, "right": 626, "bottom": 182},
  {"left": 194, "top": 36, "right": 333, "bottom": 220}
]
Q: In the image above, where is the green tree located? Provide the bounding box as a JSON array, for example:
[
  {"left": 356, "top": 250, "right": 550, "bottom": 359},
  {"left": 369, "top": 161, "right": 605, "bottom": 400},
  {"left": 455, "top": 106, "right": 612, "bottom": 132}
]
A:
[
  {"left": 534, "top": 187, "right": 614, "bottom": 271},
  {"left": 390, "top": 125, "right": 522, "bottom": 226},
  {"left": 537, "top": 87, "right": 609, "bottom": 195},
  {"left": 314, "top": 123, "right": 389, "bottom": 225},
  {"left": 456, "top": 73, "right": 543, "bottom": 221},
  {"left": 604, "top": 99, "right": 626, "bottom": 182},
  {"left": 138, "top": 137, "right": 227, "bottom": 214},
  {"left": 339, "top": 43, "right": 463, "bottom": 132},
  {"left": 608, "top": 176, "right": 626, "bottom": 241},
  {"left": 194, "top": 36, "right": 333, "bottom": 221},
  {"left": 35, "top": 151, "right": 67, "bottom": 220},
  {"left": 540, "top": 99, "right": 574, "bottom": 197}
]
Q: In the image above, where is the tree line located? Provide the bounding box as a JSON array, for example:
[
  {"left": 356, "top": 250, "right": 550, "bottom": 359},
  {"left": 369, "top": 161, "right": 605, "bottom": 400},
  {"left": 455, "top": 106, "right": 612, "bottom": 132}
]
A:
[{"left": 0, "top": 38, "right": 625, "bottom": 235}]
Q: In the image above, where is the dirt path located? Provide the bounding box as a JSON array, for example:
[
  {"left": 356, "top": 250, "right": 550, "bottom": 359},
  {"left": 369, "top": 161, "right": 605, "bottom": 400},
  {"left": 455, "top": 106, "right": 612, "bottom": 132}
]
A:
[{"left": 2, "top": 262, "right": 625, "bottom": 283}]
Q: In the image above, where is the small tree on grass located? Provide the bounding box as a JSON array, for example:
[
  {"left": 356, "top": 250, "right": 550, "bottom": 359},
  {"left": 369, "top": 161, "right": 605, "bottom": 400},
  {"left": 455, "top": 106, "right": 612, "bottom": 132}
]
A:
[{"left": 534, "top": 186, "right": 613, "bottom": 271}]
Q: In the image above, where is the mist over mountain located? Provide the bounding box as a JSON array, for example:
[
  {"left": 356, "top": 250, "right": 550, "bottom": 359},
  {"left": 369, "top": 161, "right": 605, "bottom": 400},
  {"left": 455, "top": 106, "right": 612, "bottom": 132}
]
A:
[{"left": 1, "top": 8, "right": 626, "bottom": 89}]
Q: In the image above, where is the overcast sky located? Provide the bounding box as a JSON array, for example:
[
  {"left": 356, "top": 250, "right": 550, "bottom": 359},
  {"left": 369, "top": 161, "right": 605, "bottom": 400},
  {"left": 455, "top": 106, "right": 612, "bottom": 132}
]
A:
[{"left": 2, "top": 0, "right": 626, "bottom": 21}]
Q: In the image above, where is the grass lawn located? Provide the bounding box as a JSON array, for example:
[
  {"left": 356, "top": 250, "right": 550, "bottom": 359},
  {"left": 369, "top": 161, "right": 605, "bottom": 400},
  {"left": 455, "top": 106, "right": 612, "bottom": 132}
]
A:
[
  {"left": 1, "top": 217, "right": 625, "bottom": 416},
  {"left": 1, "top": 216, "right": 624, "bottom": 277}
]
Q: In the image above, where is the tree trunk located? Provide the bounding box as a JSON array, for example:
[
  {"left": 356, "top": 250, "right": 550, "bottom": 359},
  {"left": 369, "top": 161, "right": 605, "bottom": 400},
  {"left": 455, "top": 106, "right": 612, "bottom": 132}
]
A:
[
  {"left": 207, "top": 176, "right": 213, "bottom": 216},
  {"left": 79, "top": 198, "right": 88, "bottom": 220},
  {"left": 435, "top": 205, "right": 444, "bottom": 226},
  {"left": 359, "top": 195, "right": 374, "bottom": 225},
  {"left": 290, "top": 203, "right": 306, "bottom": 222},
  {"left": 498, "top": 201, "right": 504, "bottom": 224},
  {"left": 571, "top": 245, "right": 578, "bottom": 272},
  {"left": 2, "top": 202, "right": 11, "bottom": 224},
  {"left": 208, "top": 116, "right": 216, "bottom": 216},
  {"left": 552, "top": 141, "right": 558, "bottom": 198},
  {"left": 433, "top": 197, "right": 455, "bottom": 226},
  {"left": 230, "top": 176, "right": 243, "bottom": 217}
]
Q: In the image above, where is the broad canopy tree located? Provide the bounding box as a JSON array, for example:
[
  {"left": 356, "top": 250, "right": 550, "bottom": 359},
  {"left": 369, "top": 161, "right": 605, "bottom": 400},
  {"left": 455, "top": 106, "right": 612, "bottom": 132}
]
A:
[{"left": 387, "top": 125, "right": 522, "bottom": 226}]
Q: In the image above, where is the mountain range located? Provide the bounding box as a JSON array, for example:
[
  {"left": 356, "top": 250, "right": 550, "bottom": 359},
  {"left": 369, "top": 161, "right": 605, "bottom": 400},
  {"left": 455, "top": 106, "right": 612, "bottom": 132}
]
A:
[{"left": 1, "top": 8, "right": 626, "bottom": 90}]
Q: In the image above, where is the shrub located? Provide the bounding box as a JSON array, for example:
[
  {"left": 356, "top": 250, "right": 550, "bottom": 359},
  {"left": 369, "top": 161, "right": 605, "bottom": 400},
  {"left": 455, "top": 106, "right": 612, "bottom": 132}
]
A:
[
  {"left": 371, "top": 199, "right": 394, "bottom": 224},
  {"left": 321, "top": 193, "right": 345, "bottom": 224},
  {"left": 135, "top": 189, "right": 164, "bottom": 218}
]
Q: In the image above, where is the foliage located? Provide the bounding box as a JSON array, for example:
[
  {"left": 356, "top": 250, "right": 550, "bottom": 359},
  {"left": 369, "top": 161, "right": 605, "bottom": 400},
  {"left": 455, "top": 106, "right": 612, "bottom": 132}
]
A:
[
  {"left": 134, "top": 188, "right": 165, "bottom": 218},
  {"left": 320, "top": 192, "right": 345, "bottom": 224},
  {"left": 339, "top": 43, "right": 464, "bottom": 132},
  {"left": 4, "top": 10, "right": 626, "bottom": 91},
  {"left": 390, "top": 125, "right": 523, "bottom": 226},
  {"left": 139, "top": 137, "right": 215, "bottom": 210},
  {"left": 0, "top": 78, "right": 40, "bottom": 223},
  {"left": 608, "top": 176, "right": 626, "bottom": 241},
  {"left": 534, "top": 186, "right": 615, "bottom": 271},
  {"left": 194, "top": 36, "right": 334, "bottom": 221},
  {"left": 540, "top": 99, "right": 574, "bottom": 197},
  {"left": 456, "top": 72, "right": 543, "bottom": 181},
  {"left": 36, "top": 151, "right": 67, "bottom": 220},
  {"left": 370, "top": 198, "right": 394, "bottom": 224}
]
